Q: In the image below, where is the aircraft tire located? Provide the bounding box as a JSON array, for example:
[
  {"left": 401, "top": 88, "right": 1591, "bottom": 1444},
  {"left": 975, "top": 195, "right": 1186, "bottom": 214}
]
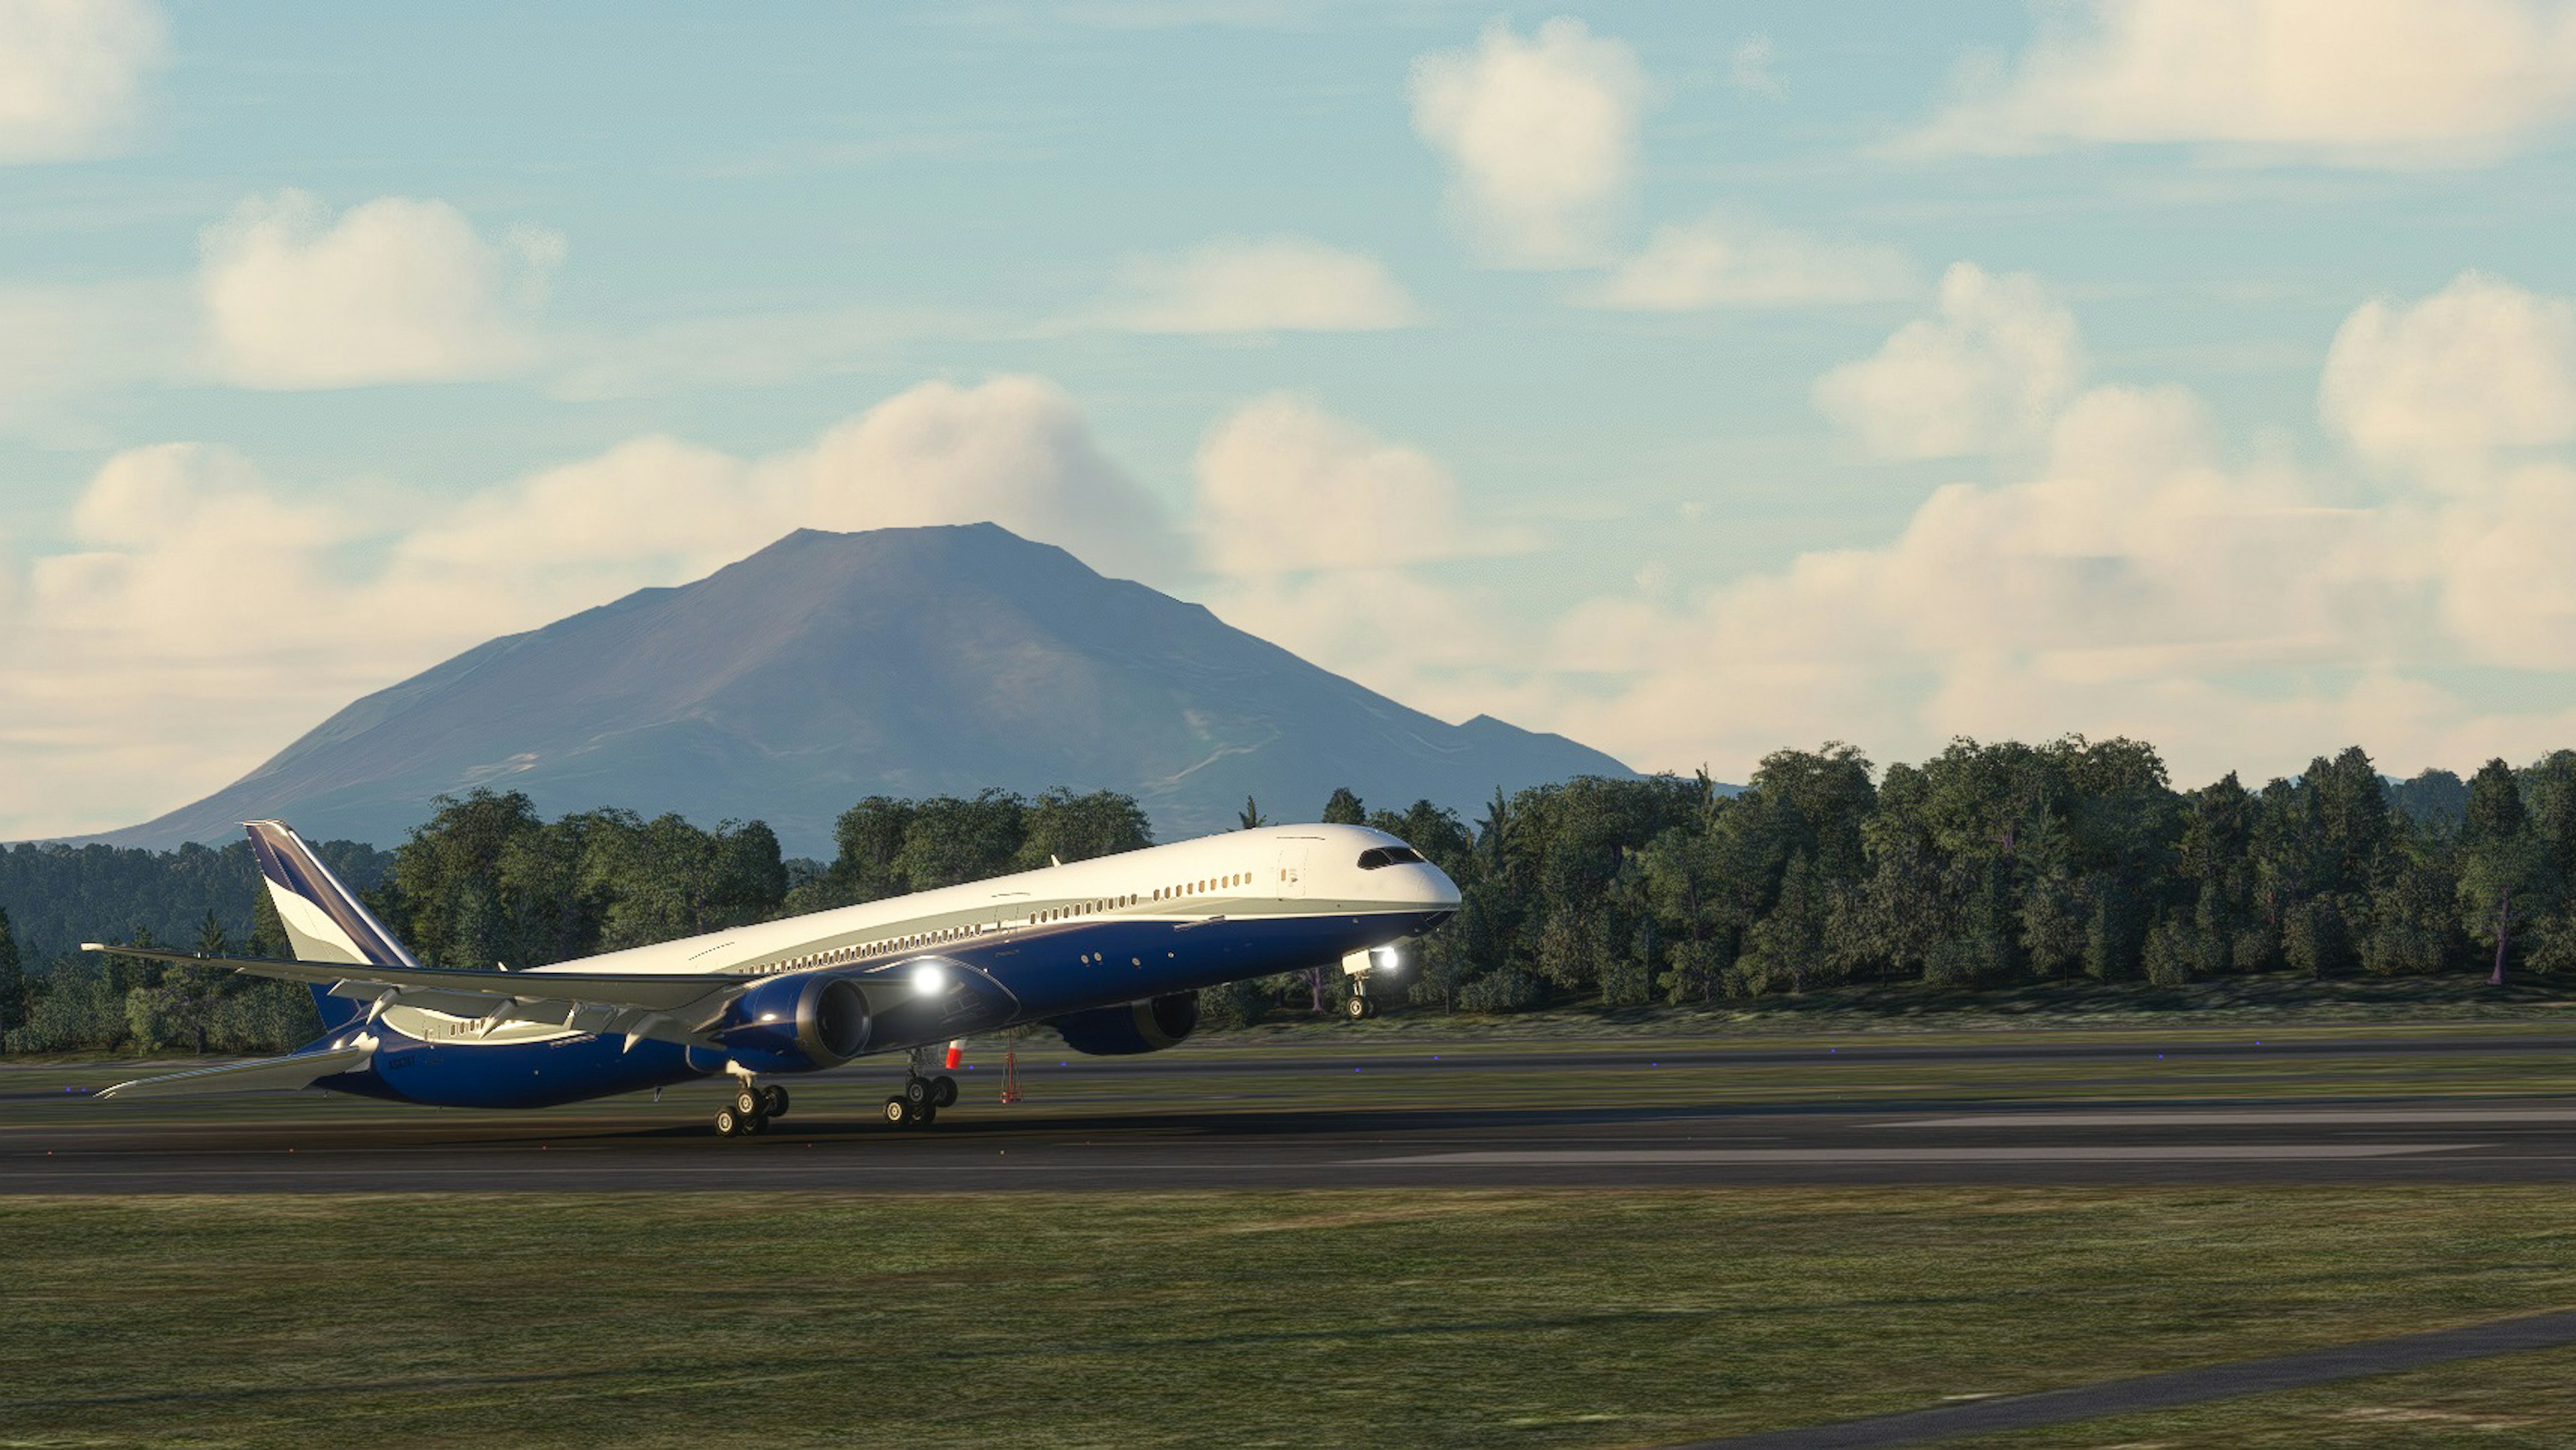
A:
[
  {"left": 1344, "top": 994, "right": 1370, "bottom": 1022},
  {"left": 915, "top": 1103, "right": 937, "bottom": 1127},
  {"left": 762, "top": 1085, "right": 790, "bottom": 1118},
  {"left": 930, "top": 1074, "right": 957, "bottom": 1108},
  {"left": 883, "top": 1096, "right": 909, "bottom": 1125},
  {"left": 715, "top": 1106, "right": 745, "bottom": 1137},
  {"left": 904, "top": 1076, "right": 932, "bottom": 1106},
  {"left": 733, "top": 1086, "right": 763, "bottom": 1117}
]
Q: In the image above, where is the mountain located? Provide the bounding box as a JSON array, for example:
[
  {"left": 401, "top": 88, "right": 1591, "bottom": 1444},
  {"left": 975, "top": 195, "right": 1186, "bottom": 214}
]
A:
[{"left": 87, "top": 524, "right": 1635, "bottom": 856}]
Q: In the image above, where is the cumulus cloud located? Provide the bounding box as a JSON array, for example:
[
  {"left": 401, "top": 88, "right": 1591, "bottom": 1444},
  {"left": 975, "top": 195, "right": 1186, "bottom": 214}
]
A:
[
  {"left": 1515, "top": 272, "right": 2576, "bottom": 791},
  {"left": 199, "top": 191, "right": 564, "bottom": 389},
  {"left": 1905, "top": 0, "right": 2576, "bottom": 166},
  {"left": 1584, "top": 214, "right": 1917, "bottom": 311},
  {"left": 1087, "top": 236, "right": 1424, "bottom": 334},
  {"left": 1409, "top": 17, "right": 1648, "bottom": 268},
  {"left": 2320, "top": 271, "right": 2576, "bottom": 474},
  {"left": 0, "top": 377, "right": 1167, "bottom": 837},
  {"left": 0, "top": 0, "right": 164, "bottom": 163},
  {"left": 1191, "top": 392, "right": 1518, "bottom": 575},
  {"left": 1812, "top": 262, "right": 2082, "bottom": 458}
]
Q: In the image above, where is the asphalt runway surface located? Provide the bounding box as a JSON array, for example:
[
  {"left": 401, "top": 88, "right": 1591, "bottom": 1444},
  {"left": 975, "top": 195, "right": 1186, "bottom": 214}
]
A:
[{"left": 11, "top": 1030, "right": 2576, "bottom": 1192}]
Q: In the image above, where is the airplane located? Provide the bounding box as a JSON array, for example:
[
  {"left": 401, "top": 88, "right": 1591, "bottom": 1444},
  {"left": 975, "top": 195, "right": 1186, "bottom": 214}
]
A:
[{"left": 85, "top": 818, "right": 1462, "bottom": 1135}]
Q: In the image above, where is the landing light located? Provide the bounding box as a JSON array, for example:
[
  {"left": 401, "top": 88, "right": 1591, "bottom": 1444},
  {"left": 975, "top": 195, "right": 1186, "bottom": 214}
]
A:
[
  {"left": 1373, "top": 945, "right": 1402, "bottom": 972},
  {"left": 911, "top": 964, "right": 949, "bottom": 997}
]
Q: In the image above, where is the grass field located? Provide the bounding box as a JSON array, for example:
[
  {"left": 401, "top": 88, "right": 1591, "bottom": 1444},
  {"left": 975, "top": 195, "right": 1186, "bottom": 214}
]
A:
[
  {"left": 15, "top": 1017, "right": 2576, "bottom": 1133},
  {"left": 5, "top": 1186, "right": 2576, "bottom": 1448},
  {"left": 13, "top": 1017, "right": 2576, "bottom": 1445}
]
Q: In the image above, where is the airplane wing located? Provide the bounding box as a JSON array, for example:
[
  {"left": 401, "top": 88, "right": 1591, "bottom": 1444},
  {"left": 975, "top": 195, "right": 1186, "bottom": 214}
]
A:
[
  {"left": 84, "top": 943, "right": 758, "bottom": 1047},
  {"left": 83, "top": 943, "right": 941, "bottom": 1051},
  {"left": 99, "top": 1045, "right": 374, "bottom": 1100}
]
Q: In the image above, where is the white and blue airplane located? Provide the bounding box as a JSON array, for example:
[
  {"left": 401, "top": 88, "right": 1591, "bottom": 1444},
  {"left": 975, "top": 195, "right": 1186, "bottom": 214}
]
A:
[{"left": 87, "top": 819, "right": 1460, "bottom": 1134}]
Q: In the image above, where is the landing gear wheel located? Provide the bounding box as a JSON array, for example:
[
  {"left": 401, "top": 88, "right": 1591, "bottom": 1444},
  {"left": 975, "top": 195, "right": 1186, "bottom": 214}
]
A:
[
  {"left": 733, "top": 1086, "right": 763, "bottom": 1117},
  {"left": 904, "top": 1076, "right": 933, "bottom": 1107},
  {"left": 715, "top": 1106, "right": 747, "bottom": 1137},
  {"left": 1345, "top": 994, "right": 1373, "bottom": 1021},
  {"left": 746, "top": 1112, "right": 769, "bottom": 1135},
  {"left": 930, "top": 1074, "right": 958, "bottom": 1108},
  {"left": 914, "top": 1102, "right": 937, "bottom": 1127},
  {"left": 883, "top": 1096, "right": 910, "bottom": 1125},
  {"left": 761, "top": 1085, "right": 790, "bottom": 1119}
]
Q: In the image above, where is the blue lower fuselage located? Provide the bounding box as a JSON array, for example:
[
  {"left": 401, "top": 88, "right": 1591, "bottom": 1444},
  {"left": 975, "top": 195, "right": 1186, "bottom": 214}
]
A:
[{"left": 309, "top": 908, "right": 1443, "bottom": 1110}]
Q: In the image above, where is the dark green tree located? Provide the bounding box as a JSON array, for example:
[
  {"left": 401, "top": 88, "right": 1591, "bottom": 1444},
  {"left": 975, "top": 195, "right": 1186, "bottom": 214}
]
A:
[
  {"left": 1322, "top": 788, "right": 1366, "bottom": 825},
  {"left": 0, "top": 906, "right": 25, "bottom": 1045}
]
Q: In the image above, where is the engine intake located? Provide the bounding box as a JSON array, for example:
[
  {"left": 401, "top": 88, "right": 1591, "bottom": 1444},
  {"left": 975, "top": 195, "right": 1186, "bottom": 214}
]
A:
[
  {"left": 1051, "top": 992, "right": 1199, "bottom": 1055},
  {"left": 722, "top": 973, "right": 873, "bottom": 1073}
]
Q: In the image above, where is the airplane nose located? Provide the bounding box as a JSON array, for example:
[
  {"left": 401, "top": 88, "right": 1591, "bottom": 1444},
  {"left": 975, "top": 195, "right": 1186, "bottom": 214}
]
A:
[{"left": 1420, "top": 863, "right": 1462, "bottom": 909}]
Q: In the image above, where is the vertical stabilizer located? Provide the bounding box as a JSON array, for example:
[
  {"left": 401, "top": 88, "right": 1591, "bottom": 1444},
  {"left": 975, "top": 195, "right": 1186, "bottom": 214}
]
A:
[{"left": 243, "top": 820, "right": 416, "bottom": 1033}]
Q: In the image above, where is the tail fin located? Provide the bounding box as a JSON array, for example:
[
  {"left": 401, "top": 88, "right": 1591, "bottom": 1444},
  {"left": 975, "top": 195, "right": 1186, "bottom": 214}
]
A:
[{"left": 244, "top": 820, "right": 417, "bottom": 1033}]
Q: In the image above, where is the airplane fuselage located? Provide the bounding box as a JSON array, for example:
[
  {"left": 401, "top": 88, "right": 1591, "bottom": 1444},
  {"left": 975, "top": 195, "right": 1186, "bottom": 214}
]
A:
[{"left": 307, "top": 823, "right": 1458, "bottom": 1110}]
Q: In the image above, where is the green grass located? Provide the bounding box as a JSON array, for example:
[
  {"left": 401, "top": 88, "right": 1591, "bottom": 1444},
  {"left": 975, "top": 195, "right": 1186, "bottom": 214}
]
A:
[
  {"left": 1213, "top": 970, "right": 2576, "bottom": 1045},
  {"left": 7, "top": 1188, "right": 2576, "bottom": 1447},
  {"left": 13, "top": 1017, "right": 2576, "bottom": 1134},
  {"left": 1957, "top": 1341, "right": 2576, "bottom": 1447}
]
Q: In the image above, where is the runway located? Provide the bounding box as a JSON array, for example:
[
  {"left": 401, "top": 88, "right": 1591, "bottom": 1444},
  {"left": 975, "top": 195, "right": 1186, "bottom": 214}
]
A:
[{"left": 9, "top": 1028, "right": 2576, "bottom": 1192}]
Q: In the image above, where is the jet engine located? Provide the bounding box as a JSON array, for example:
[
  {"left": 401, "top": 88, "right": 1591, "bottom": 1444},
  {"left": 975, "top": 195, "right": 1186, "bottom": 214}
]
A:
[
  {"left": 1050, "top": 991, "right": 1199, "bottom": 1055},
  {"left": 719, "top": 973, "right": 872, "bottom": 1074}
]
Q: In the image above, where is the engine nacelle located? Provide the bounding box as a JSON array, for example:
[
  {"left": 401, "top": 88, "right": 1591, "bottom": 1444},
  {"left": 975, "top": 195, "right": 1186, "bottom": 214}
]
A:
[
  {"left": 719, "top": 973, "right": 872, "bottom": 1074},
  {"left": 1051, "top": 992, "right": 1199, "bottom": 1056}
]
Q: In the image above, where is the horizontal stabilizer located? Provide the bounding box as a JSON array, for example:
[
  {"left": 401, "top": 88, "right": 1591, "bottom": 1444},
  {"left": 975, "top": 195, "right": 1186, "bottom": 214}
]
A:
[{"left": 99, "top": 1045, "right": 373, "bottom": 1100}]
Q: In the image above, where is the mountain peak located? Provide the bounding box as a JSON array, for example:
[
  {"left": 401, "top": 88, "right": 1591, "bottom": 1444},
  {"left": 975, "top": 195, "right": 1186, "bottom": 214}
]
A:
[{"left": 86, "top": 525, "right": 1633, "bottom": 853}]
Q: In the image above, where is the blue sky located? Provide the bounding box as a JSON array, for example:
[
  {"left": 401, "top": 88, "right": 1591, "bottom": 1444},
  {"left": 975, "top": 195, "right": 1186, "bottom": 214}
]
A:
[{"left": 7, "top": 0, "right": 2576, "bottom": 837}]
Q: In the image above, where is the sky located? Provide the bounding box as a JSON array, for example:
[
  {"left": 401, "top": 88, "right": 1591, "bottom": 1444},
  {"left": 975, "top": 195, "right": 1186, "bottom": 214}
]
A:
[{"left": 7, "top": 0, "right": 2576, "bottom": 839}]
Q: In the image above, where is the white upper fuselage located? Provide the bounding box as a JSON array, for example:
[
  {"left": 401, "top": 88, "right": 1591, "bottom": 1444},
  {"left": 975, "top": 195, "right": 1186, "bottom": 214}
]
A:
[{"left": 533, "top": 822, "right": 1456, "bottom": 982}]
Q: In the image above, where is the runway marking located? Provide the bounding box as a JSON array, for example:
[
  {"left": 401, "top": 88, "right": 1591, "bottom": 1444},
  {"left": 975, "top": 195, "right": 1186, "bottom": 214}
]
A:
[
  {"left": 1360, "top": 1144, "right": 2483, "bottom": 1165},
  {"left": 1901, "top": 1109, "right": 2576, "bottom": 1128}
]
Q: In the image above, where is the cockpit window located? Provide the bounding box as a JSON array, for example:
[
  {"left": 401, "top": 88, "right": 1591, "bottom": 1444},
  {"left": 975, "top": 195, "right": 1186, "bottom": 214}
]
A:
[{"left": 1356, "top": 845, "right": 1425, "bottom": 870}]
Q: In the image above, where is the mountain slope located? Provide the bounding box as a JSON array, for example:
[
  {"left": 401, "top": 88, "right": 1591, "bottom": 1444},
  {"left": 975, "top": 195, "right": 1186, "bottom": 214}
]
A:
[{"left": 91, "top": 524, "right": 1633, "bottom": 854}]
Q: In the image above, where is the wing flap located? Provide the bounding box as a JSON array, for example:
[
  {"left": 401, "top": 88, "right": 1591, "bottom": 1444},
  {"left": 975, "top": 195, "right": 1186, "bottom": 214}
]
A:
[{"left": 99, "top": 1045, "right": 373, "bottom": 1100}]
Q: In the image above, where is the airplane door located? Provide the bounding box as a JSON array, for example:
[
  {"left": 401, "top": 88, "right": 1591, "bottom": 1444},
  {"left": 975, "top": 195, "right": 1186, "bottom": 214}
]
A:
[{"left": 1277, "top": 842, "right": 1309, "bottom": 898}]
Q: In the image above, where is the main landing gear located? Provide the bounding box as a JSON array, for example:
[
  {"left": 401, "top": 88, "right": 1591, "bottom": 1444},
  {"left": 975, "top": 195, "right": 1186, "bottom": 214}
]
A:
[
  {"left": 885, "top": 1071, "right": 957, "bottom": 1127},
  {"left": 885, "top": 1044, "right": 959, "bottom": 1127},
  {"left": 714, "top": 1078, "right": 790, "bottom": 1137}
]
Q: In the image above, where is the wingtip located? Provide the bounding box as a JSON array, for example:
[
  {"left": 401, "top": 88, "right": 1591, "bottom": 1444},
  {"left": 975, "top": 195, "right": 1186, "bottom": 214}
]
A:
[{"left": 79, "top": 941, "right": 107, "bottom": 953}]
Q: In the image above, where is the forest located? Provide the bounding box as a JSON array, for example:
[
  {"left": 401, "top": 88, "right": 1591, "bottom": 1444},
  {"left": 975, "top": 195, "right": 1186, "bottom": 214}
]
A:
[{"left": 1, "top": 735, "right": 2565, "bottom": 1057}]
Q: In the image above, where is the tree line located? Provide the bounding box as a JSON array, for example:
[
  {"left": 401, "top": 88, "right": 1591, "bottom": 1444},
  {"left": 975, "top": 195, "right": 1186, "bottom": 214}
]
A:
[{"left": 5, "top": 735, "right": 2571, "bottom": 1055}]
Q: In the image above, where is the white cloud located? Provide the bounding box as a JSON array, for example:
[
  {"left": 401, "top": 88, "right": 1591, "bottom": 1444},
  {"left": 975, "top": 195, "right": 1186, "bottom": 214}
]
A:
[
  {"left": 1507, "top": 274, "right": 2576, "bottom": 791},
  {"left": 199, "top": 191, "right": 564, "bottom": 389},
  {"left": 1584, "top": 214, "right": 1917, "bottom": 311},
  {"left": 1812, "top": 262, "right": 2082, "bottom": 458},
  {"left": 1191, "top": 392, "right": 1513, "bottom": 576},
  {"left": 1906, "top": 0, "right": 2576, "bottom": 166},
  {"left": 1088, "top": 236, "right": 1424, "bottom": 334},
  {"left": 2320, "top": 271, "right": 2576, "bottom": 474},
  {"left": 0, "top": 0, "right": 164, "bottom": 163},
  {"left": 0, "top": 376, "right": 1167, "bottom": 838},
  {"left": 1409, "top": 17, "right": 1648, "bottom": 268},
  {"left": 1729, "top": 36, "right": 1783, "bottom": 97}
]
